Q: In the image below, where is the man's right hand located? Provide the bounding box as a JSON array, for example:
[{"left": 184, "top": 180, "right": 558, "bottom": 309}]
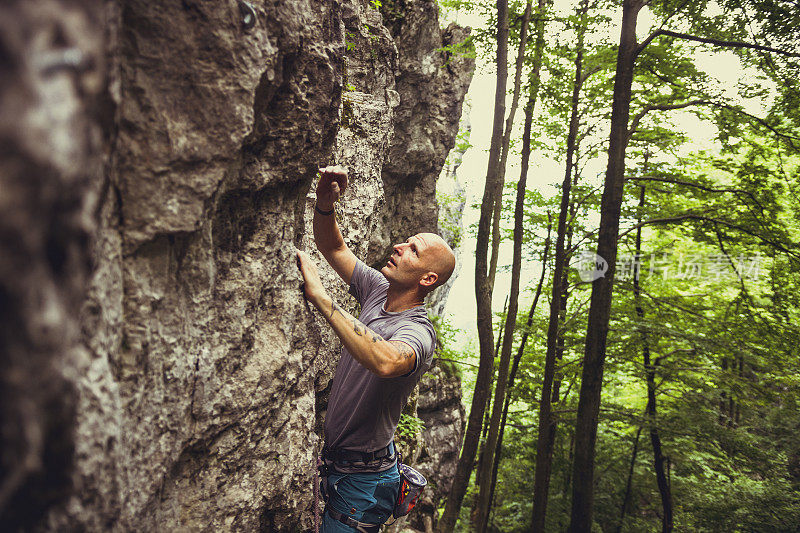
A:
[
  {"left": 317, "top": 165, "right": 348, "bottom": 210},
  {"left": 296, "top": 250, "right": 328, "bottom": 308}
]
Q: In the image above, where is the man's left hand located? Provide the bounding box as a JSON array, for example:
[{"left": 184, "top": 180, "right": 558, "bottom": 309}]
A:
[{"left": 297, "top": 250, "right": 327, "bottom": 307}]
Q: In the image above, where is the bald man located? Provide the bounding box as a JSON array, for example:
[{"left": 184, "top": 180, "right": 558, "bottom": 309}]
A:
[{"left": 296, "top": 166, "right": 455, "bottom": 532}]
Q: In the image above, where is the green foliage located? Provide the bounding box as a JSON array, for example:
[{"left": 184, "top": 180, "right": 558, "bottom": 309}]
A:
[
  {"left": 395, "top": 413, "right": 426, "bottom": 441},
  {"left": 429, "top": 315, "right": 465, "bottom": 380},
  {"left": 345, "top": 31, "right": 356, "bottom": 52},
  {"left": 440, "top": 0, "right": 800, "bottom": 530},
  {"left": 436, "top": 34, "right": 477, "bottom": 67}
]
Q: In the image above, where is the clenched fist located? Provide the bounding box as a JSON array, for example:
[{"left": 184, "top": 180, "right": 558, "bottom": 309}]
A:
[{"left": 316, "top": 165, "right": 348, "bottom": 210}]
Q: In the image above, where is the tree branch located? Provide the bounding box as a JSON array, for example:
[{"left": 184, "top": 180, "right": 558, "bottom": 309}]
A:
[
  {"left": 624, "top": 175, "right": 767, "bottom": 214},
  {"left": 627, "top": 97, "right": 800, "bottom": 149},
  {"left": 714, "top": 224, "right": 753, "bottom": 300},
  {"left": 628, "top": 99, "right": 708, "bottom": 138},
  {"left": 618, "top": 213, "right": 800, "bottom": 262},
  {"left": 637, "top": 28, "right": 800, "bottom": 57},
  {"left": 705, "top": 101, "right": 800, "bottom": 149},
  {"left": 436, "top": 357, "right": 480, "bottom": 369},
  {"left": 618, "top": 211, "right": 714, "bottom": 241}
]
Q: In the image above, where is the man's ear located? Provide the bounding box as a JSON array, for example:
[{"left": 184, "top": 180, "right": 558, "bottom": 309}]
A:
[{"left": 419, "top": 271, "right": 438, "bottom": 287}]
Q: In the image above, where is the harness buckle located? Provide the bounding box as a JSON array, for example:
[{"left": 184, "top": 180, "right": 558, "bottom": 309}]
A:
[{"left": 327, "top": 507, "right": 381, "bottom": 533}]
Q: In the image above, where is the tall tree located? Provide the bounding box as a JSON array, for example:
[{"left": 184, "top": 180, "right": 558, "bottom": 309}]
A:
[
  {"left": 616, "top": 427, "right": 642, "bottom": 533},
  {"left": 473, "top": 1, "right": 536, "bottom": 529},
  {"left": 568, "top": 1, "right": 646, "bottom": 530},
  {"left": 474, "top": 295, "right": 507, "bottom": 503},
  {"left": 488, "top": 0, "right": 534, "bottom": 293},
  {"left": 440, "top": 0, "right": 509, "bottom": 528},
  {"left": 488, "top": 215, "right": 551, "bottom": 519},
  {"left": 474, "top": 1, "right": 538, "bottom": 528},
  {"left": 632, "top": 178, "right": 673, "bottom": 532},
  {"left": 569, "top": 2, "right": 800, "bottom": 527},
  {"left": 487, "top": 0, "right": 551, "bottom": 505},
  {"left": 531, "top": 1, "right": 589, "bottom": 529}
]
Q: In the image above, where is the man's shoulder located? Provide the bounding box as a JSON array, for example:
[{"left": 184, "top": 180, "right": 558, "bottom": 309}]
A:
[
  {"left": 353, "top": 259, "right": 388, "bottom": 286},
  {"left": 403, "top": 306, "right": 435, "bottom": 326},
  {"left": 390, "top": 308, "right": 436, "bottom": 348},
  {"left": 350, "top": 259, "right": 389, "bottom": 303}
]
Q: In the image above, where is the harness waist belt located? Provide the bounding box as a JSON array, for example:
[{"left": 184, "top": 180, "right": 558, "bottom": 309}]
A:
[
  {"left": 324, "top": 443, "right": 394, "bottom": 463},
  {"left": 327, "top": 507, "right": 380, "bottom": 533}
]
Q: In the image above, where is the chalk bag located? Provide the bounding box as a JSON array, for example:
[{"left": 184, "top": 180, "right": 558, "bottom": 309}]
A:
[{"left": 392, "top": 463, "right": 427, "bottom": 518}]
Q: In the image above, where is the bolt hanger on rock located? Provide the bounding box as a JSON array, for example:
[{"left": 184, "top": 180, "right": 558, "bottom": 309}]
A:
[{"left": 237, "top": 0, "right": 256, "bottom": 31}]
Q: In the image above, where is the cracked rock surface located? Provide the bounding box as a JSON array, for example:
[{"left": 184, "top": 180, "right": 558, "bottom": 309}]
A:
[{"left": 0, "top": 0, "right": 473, "bottom": 530}]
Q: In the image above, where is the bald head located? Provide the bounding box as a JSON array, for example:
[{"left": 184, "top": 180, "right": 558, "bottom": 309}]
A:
[{"left": 418, "top": 232, "right": 456, "bottom": 293}]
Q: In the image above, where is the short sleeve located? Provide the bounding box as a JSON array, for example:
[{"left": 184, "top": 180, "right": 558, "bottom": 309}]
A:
[
  {"left": 391, "top": 321, "right": 436, "bottom": 378},
  {"left": 349, "top": 259, "right": 388, "bottom": 305}
]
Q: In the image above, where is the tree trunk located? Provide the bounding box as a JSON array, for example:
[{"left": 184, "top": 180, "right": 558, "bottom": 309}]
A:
[
  {"left": 632, "top": 183, "right": 673, "bottom": 532},
  {"left": 530, "top": 1, "right": 587, "bottom": 529},
  {"left": 735, "top": 356, "right": 743, "bottom": 426},
  {"left": 488, "top": 217, "right": 552, "bottom": 515},
  {"left": 568, "top": 1, "right": 645, "bottom": 530},
  {"left": 488, "top": 0, "right": 532, "bottom": 293},
  {"left": 719, "top": 356, "right": 729, "bottom": 425},
  {"left": 474, "top": 296, "right": 508, "bottom": 502},
  {"left": 475, "top": 4, "right": 534, "bottom": 530},
  {"left": 616, "top": 427, "right": 642, "bottom": 533},
  {"left": 439, "top": 0, "right": 509, "bottom": 529},
  {"left": 563, "top": 428, "right": 575, "bottom": 500}
]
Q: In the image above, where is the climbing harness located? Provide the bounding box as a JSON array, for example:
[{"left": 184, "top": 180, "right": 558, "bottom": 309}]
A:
[
  {"left": 315, "top": 443, "right": 427, "bottom": 530},
  {"left": 322, "top": 443, "right": 394, "bottom": 464}
]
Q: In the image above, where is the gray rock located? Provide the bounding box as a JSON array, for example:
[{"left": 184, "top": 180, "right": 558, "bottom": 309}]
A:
[
  {"left": 378, "top": 0, "right": 475, "bottom": 262},
  {"left": 0, "top": 0, "right": 473, "bottom": 530},
  {"left": 427, "top": 111, "right": 470, "bottom": 317}
]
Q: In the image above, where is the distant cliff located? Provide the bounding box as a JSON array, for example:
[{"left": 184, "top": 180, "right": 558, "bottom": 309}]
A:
[{"left": 0, "top": 0, "right": 473, "bottom": 530}]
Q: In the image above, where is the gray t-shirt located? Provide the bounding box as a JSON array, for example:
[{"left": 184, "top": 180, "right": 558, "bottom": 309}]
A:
[{"left": 324, "top": 259, "right": 436, "bottom": 465}]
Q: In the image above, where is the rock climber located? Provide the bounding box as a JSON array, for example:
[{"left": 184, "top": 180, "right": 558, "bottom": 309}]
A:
[{"left": 296, "top": 165, "right": 456, "bottom": 532}]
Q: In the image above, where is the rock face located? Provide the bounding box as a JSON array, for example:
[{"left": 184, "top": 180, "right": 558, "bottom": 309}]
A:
[
  {"left": 0, "top": 0, "right": 109, "bottom": 529},
  {"left": 379, "top": 0, "right": 474, "bottom": 257},
  {"left": 413, "top": 363, "right": 467, "bottom": 532},
  {"left": 0, "top": 0, "right": 472, "bottom": 531},
  {"left": 428, "top": 112, "right": 470, "bottom": 317}
]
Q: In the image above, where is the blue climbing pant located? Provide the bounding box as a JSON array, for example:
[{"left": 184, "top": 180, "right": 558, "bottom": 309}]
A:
[{"left": 321, "top": 463, "right": 401, "bottom": 532}]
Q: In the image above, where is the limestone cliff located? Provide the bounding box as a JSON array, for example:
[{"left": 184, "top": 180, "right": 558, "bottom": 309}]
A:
[{"left": 0, "top": 0, "right": 472, "bottom": 531}]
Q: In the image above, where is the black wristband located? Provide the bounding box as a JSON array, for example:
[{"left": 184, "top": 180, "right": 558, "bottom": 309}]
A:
[{"left": 315, "top": 205, "right": 335, "bottom": 216}]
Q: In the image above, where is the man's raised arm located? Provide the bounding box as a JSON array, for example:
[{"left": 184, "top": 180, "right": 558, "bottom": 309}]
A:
[
  {"left": 313, "top": 166, "right": 357, "bottom": 285},
  {"left": 296, "top": 250, "right": 416, "bottom": 378}
]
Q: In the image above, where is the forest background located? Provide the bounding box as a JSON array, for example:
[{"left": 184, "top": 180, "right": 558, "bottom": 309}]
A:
[{"left": 427, "top": 0, "right": 800, "bottom": 531}]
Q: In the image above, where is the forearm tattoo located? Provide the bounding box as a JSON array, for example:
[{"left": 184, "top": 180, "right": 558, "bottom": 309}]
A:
[{"left": 329, "top": 298, "right": 385, "bottom": 343}]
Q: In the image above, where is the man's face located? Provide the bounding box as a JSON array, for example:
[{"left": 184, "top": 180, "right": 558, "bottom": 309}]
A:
[{"left": 381, "top": 234, "right": 437, "bottom": 289}]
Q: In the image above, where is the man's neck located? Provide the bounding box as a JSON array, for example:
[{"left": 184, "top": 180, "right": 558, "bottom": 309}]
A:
[{"left": 384, "top": 285, "right": 424, "bottom": 313}]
